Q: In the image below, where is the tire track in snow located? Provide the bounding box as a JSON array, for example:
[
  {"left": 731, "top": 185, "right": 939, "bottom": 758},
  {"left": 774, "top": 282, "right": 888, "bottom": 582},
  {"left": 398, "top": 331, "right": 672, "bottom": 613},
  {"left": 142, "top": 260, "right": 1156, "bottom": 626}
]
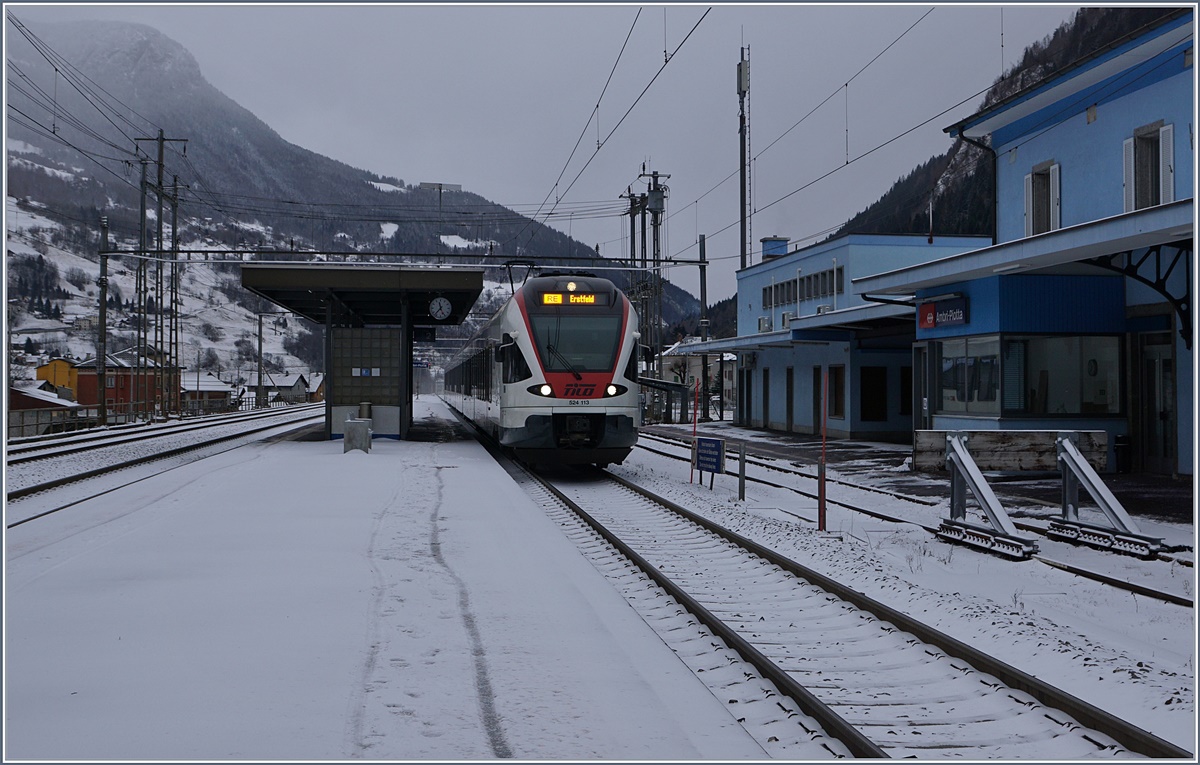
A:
[
  {"left": 428, "top": 461, "right": 513, "bottom": 758},
  {"left": 346, "top": 480, "right": 403, "bottom": 757}
]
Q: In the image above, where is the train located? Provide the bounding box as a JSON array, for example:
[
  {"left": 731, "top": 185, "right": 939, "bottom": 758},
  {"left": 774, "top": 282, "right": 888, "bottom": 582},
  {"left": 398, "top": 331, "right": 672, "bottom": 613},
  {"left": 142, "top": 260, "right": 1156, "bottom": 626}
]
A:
[{"left": 442, "top": 273, "right": 641, "bottom": 467}]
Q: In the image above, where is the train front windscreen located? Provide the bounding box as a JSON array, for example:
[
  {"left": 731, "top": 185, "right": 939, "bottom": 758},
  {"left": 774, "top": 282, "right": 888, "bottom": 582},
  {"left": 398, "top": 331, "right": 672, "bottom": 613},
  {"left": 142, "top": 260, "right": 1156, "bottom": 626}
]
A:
[{"left": 527, "top": 312, "right": 622, "bottom": 373}]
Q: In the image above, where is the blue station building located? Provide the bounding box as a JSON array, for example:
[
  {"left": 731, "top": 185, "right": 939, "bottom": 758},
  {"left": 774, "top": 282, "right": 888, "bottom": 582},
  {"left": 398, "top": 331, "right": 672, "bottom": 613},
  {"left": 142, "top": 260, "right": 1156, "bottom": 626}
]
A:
[{"left": 692, "top": 11, "right": 1193, "bottom": 477}]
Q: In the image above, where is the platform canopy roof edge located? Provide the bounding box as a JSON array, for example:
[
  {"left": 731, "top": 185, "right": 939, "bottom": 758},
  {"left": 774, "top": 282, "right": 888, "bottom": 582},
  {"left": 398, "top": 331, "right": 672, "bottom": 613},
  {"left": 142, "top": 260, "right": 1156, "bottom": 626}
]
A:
[{"left": 240, "top": 263, "right": 485, "bottom": 326}]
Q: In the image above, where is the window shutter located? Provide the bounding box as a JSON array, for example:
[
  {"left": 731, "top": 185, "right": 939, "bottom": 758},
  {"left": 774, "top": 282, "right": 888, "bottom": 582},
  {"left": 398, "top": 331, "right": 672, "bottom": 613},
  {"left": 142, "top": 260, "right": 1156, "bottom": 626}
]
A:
[
  {"left": 1159, "top": 124, "right": 1175, "bottom": 204},
  {"left": 1123, "top": 137, "right": 1135, "bottom": 212},
  {"left": 1023, "top": 172, "right": 1033, "bottom": 237},
  {"left": 1049, "top": 163, "right": 1061, "bottom": 230}
]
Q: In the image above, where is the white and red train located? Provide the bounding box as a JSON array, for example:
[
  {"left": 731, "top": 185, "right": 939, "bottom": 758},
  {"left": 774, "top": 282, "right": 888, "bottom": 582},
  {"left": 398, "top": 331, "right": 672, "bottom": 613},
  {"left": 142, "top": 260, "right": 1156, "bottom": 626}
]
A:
[{"left": 442, "top": 273, "right": 640, "bottom": 467}]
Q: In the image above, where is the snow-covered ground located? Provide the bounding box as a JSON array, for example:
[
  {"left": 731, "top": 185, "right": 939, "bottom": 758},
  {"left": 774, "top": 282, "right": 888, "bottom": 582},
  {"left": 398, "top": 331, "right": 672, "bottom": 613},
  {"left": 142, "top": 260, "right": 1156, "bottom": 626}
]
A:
[
  {"left": 4, "top": 398, "right": 1195, "bottom": 758},
  {"left": 615, "top": 423, "right": 1196, "bottom": 750}
]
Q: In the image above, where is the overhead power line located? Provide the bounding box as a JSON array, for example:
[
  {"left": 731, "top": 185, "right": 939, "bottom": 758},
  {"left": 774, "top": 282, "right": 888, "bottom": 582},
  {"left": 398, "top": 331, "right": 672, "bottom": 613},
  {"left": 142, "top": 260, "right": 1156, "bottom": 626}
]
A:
[
  {"left": 668, "top": 6, "right": 936, "bottom": 235},
  {"left": 507, "top": 6, "right": 711, "bottom": 252}
]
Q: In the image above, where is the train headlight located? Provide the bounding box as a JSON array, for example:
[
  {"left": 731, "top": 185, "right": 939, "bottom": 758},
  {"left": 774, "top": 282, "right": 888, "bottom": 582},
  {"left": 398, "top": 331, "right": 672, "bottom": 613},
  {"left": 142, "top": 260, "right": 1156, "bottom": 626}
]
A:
[
  {"left": 606, "top": 384, "right": 618, "bottom": 396},
  {"left": 541, "top": 384, "right": 553, "bottom": 396},
  {"left": 603, "top": 384, "right": 628, "bottom": 397},
  {"left": 528, "top": 383, "right": 554, "bottom": 397}
]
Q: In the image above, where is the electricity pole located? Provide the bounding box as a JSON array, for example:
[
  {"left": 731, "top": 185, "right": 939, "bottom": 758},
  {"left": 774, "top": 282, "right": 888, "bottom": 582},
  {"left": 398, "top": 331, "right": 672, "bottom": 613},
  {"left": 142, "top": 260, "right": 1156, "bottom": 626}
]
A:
[
  {"left": 96, "top": 217, "right": 109, "bottom": 427},
  {"left": 738, "top": 47, "right": 750, "bottom": 271},
  {"left": 169, "top": 176, "right": 181, "bottom": 416},
  {"left": 136, "top": 157, "right": 148, "bottom": 420},
  {"left": 736, "top": 48, "right": 750, "bottom": 426},
  {"left": 135, "top": 130, "right": 186, "bottom": 418},
  {"left": 641, "top": 169, "right": 669, "bottom": 380},
  {"left": 258, "top": 313, "right": 265, "bottom": 409},
  {"left": 699, "top": 233, "right": 710, "bottom": 422}
]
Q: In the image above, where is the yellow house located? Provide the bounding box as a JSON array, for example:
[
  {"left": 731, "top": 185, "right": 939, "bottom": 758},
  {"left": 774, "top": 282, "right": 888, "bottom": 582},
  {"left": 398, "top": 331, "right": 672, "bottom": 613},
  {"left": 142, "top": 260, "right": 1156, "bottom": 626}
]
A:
[{"left": 36, "top": 358, "right": 79, "bottom": 397}]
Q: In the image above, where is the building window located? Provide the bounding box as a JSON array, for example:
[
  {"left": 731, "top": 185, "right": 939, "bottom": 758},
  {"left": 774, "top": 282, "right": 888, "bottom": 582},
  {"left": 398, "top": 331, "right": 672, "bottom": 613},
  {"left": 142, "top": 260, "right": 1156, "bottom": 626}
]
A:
[
  {"left": 1124, "top": 123, "right": 1174, "bottom": 212},
  {"left": 828, "top": 365, "right": 845, "bottom": 419},
  {"left": 106, "top": 375, "right": 115, "bottom": 389},
  {"left": 1024, "top": 162, "right": 1060, "bottom": 236},
  {"left": 1001, "top": 335, "right": 1121, "bottom": 416},
  {"left": 797, "top": 266, "right": 844, "bottom": 304},
  {"left": 937, "top": 336, "right": 1000, "bottom": 415},
  {"left": 934, "top": 334, "right": 1121, "bottom": 417}
]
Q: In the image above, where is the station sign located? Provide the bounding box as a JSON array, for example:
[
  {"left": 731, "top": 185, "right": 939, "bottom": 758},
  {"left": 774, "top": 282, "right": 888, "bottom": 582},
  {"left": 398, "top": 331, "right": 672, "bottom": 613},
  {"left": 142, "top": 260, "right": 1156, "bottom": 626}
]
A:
[
  {"left": 692, "top": 436, "right": 726, "bottom": 474},
  {"left": 918, "top": 296, "right": 969, "bottom": 329}
]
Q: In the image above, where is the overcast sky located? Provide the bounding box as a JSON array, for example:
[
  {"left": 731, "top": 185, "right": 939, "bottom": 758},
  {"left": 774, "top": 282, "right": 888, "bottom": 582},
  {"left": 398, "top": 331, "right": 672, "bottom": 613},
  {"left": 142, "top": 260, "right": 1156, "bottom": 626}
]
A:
[{"left": 11, "top": 3, "right": 1083, "bottom": 302}]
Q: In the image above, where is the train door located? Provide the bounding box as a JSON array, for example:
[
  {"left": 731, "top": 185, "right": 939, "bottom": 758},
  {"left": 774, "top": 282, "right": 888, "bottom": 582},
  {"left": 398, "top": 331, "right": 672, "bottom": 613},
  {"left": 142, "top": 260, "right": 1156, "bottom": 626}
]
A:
[{"left": 1139, "top": 332, "right": 1176, "bottom": 474}]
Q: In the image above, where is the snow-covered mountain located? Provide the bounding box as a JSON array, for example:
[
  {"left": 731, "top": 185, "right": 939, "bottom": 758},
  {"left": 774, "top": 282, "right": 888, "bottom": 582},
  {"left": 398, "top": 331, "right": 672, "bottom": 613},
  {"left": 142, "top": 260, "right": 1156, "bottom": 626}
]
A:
[{"left": 5, "top": 18, "right": 697, "bottom": 385}]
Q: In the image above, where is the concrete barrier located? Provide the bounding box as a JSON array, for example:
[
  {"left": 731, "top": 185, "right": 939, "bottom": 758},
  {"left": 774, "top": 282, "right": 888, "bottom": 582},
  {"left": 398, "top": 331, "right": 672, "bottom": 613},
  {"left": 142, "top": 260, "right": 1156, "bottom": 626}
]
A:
[{"left": 344, "top": 418, "right": 372, "bottom": 453}]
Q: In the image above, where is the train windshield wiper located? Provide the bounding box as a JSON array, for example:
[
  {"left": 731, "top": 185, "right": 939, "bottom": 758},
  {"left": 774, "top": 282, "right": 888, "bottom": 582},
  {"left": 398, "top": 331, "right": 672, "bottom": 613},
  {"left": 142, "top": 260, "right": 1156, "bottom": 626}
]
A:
[{"left": 546, "top": 343, "right": 582, "bottom": 380}]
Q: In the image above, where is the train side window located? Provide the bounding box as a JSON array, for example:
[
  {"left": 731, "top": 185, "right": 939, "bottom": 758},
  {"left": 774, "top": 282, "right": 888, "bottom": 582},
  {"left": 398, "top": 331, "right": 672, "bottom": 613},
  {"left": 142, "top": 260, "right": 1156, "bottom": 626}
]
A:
[{"left": 499, "top": 334, "right": 532, "bottom": 383}]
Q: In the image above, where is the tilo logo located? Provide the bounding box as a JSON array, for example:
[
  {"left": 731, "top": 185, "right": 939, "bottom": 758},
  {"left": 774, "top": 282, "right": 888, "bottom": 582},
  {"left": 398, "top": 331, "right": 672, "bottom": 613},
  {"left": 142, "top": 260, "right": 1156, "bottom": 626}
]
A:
[{"left": 563, "top": 384, "right": 597, "bottom": 397}]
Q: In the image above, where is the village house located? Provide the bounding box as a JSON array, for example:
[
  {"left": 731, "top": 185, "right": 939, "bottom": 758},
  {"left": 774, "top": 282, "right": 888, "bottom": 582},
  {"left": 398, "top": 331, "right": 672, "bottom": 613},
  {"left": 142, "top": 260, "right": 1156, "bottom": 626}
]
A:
[
  {"left": 244, "top": 371, "right": 309, "bottom": 405},
  {"left": 8, "top": 380, "right": 85, "bottom": 437},
  {"left": 180, "top": 372, "right": 238, "bottom": 414},
  {"left": 37, "top": 345, "right": 181, "bottom": 418}
]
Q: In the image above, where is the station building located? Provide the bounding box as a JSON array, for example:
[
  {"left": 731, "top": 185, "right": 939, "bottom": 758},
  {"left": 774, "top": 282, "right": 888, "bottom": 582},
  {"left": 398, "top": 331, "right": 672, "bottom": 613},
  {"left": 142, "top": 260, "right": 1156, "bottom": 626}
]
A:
[
  {"left": 685, "top": 11, "right": 1193, "bottom": 477},
  {"left": 694, "top": 234, "right": 990, "bottom": 442},
  {"left": 860, "top": 10, "right": 1193, "bottom": 476}
]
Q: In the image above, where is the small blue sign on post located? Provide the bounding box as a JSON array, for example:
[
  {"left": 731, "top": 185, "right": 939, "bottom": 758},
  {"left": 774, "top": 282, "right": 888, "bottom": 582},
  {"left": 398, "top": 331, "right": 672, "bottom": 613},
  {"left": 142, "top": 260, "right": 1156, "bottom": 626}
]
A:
[{"left": 693, "top": 436, "right": 726, "bottom": 475}]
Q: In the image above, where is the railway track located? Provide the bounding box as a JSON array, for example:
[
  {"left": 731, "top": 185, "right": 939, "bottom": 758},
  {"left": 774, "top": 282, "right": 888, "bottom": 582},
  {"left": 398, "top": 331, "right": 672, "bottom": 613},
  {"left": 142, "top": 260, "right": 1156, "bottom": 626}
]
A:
[
  {"left": 637, "top": 432, "right": 1194, "bottom": 607},
  {"left": 6, "top": 404, "right": 324, "bottom": 464},
  {"left": 5, "top": 406, "right": 324, "bottom": 522},
  {"left": 513, "top": 462, "right": 1190, "bottom": 759}
]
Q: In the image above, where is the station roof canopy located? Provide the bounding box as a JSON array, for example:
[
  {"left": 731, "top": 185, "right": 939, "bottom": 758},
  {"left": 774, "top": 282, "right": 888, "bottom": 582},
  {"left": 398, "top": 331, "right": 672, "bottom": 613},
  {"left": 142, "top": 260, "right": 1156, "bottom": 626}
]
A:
[
  {"left": 241, "top": 263, "right": 484, "bottom": 327},
  {"left": 854, "top": 200, "right": 1193, "bottom": 296}
]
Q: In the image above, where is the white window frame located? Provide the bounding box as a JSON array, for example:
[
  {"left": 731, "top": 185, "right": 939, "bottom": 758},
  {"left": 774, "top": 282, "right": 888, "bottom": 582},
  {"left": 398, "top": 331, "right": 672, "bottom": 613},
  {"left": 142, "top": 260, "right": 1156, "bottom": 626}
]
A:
[
  {"left": 1024, "top": 162, "right": 1061, "bottom": 236},
  {"left": 1124, "top": 123, "right": 1174, "bottom": 212}
]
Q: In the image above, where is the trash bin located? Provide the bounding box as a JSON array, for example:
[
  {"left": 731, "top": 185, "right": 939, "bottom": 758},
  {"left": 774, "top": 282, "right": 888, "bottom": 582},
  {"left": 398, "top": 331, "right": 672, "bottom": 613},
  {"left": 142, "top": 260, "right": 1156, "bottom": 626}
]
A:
[
  {"left": 358, "top": 402, "right": 372, "bottom": 420},
  {"left": 1113, "top": 434, "right": 1131, "bottom": 473}
]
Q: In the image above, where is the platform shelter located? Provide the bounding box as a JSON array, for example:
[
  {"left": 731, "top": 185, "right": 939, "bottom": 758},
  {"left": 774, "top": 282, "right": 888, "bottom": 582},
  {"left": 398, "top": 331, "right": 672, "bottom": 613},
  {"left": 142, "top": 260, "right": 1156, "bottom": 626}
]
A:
[{"left": 241, "top": 263, "right": 483, "bottom": 439}]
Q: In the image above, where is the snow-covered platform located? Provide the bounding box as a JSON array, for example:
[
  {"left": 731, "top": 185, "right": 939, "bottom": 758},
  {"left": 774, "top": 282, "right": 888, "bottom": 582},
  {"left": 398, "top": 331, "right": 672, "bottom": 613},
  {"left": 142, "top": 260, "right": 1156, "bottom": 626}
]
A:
[{"left": 5, "top": 399, "right": 768, "bottom": 760}]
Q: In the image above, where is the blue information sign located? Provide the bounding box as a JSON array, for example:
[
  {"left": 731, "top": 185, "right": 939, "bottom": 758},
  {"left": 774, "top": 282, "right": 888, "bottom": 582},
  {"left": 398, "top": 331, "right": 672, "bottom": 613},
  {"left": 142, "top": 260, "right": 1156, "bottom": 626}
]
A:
[{"left": 693, "top": 437, "right": 726, "bottom": 474}]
